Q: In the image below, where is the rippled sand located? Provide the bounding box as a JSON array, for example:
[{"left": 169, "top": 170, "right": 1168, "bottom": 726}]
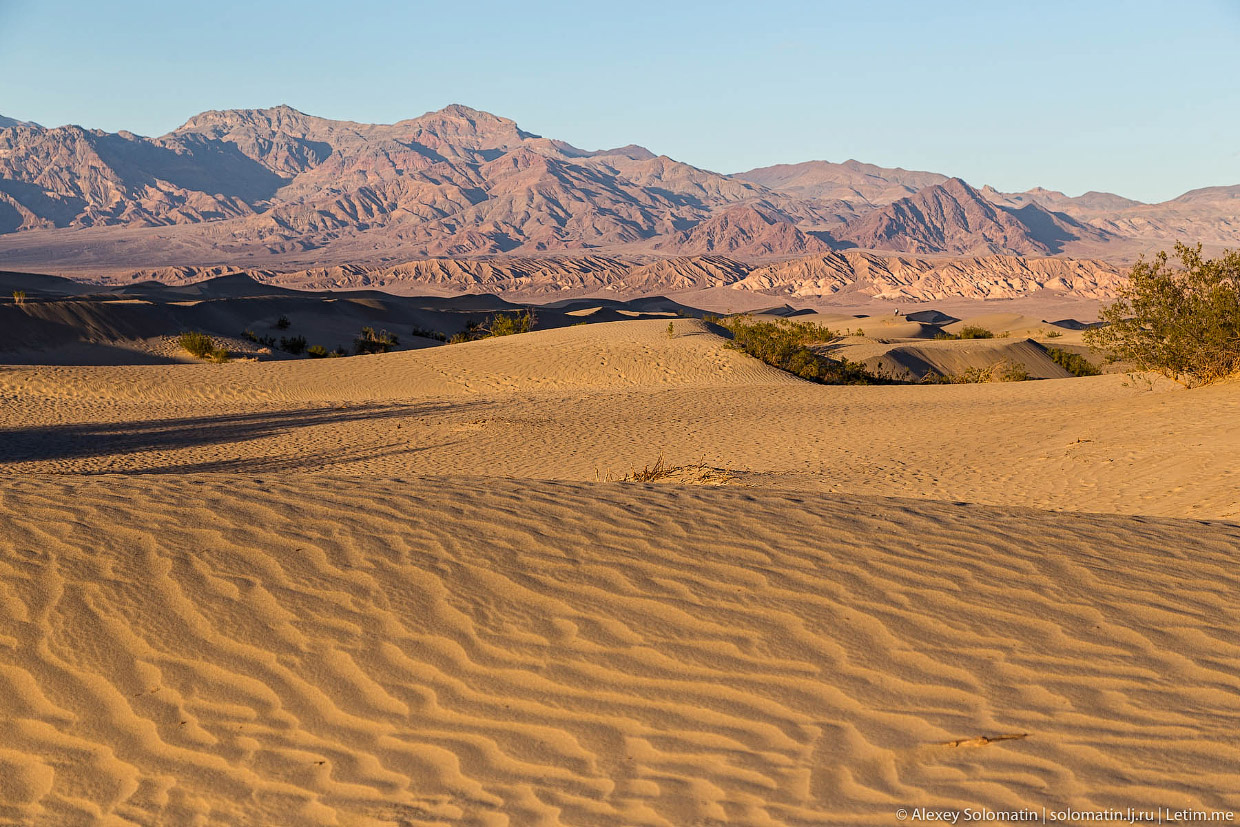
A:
[{"left": 1, "top": 319, "right": 1237, "bottom": 824}]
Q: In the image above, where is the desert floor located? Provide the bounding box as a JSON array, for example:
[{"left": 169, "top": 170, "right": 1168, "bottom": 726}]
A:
[{"left": 1, "top": 318, "right": 1237, "bottom": 825}]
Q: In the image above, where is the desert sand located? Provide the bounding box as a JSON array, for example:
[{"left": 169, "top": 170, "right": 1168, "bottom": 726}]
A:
[{"left": 1, "top": 317, "right": 1238, "bottom": 825}]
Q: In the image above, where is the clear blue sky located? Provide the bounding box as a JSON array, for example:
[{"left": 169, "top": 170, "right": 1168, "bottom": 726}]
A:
[{"left": 1, "top": 0, "right": 1237, "bottom": 203}]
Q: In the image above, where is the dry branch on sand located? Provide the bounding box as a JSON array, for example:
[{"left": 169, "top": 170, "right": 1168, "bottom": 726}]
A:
[{"left": 604, "top": 453, "right": 738, "bottom": 485}]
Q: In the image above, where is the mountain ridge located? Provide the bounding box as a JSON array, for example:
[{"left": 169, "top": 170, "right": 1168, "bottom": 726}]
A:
[{"left": 0, "top": 104, "right": 1236, "bottom": 274}]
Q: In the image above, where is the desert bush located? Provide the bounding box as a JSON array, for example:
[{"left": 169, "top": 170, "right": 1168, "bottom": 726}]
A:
[
  {"left": 713, "top": 315, "right": 884, "bottom": 385},
  {"left": 486, "top": 309, "right": 536, "bottom": 337},
  {"left": 178, "top": 331, "right": 229, "bottom": 362},
  {"left": 243, "top": 329, "right": 276, "bottom": 348},
  {"left": 936, "top": 325, "right": 995, "bottom": 340},
  {"left": 11, "top": 290, "right": 26, "bottom": 306},
  {"left": 1045, "top": 347, "right": 1101, "bottom": 377},
  {"left": 275, "top": 315, "right": 291, "bottom": 330},
  {"left": 942, "top": 360, "right": 1029, "bottom": 383},
  {"left": 666, "top": 321, "right": 676, "bottom": 339},
  {"left": 1085, "top": 243, "right": 1240, "bottom": 386},
  {"left": 411, "top": 326, "right": 448, "bottom": 342},
  {"left": 279, "top": 335, "right": 307, "bottom": 355},
  {"left": 448, "top": 310, "right": 537, "bottom": 343},
  {"left": 307, "top": 345, "right": 329, "bottom": 358},
  {"left": 355, "top": 326, "right": 399, "bottom": 354},
  {"left": 990, "top": 361, "right": 1029, "bottom": 382},
  {"left": 1044, "top": 329, "right": 1063, "bottom": 339},
  {"left": 448, "top": 321, "right": 483, "bottom": 344}
]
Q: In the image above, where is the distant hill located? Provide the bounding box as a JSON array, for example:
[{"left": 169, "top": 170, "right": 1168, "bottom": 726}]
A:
[
  {"left": 656, "top": 203, "right": 832, "bottom": 258},
  {"left": 733, "top": 159, "right": 949, "bottom": 207},
  {"left": 100, "top": 250, "right": 1126, "bottom": 304},
  {"left": 837, "top": 178, "right": 1113, "bottom": 256}
]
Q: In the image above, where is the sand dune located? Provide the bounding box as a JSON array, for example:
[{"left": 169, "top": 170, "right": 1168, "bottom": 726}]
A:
[
  {"left": 1, "top": 315, "right": 1239, "bottom": 824},
  {"left": 0, "top": 319, "right": 791, "bottom": 404},
  {"left": 2, "top": 320, "right": 1234, "bottom": 518},
  {"left": 1, "top": 478, "right": 1238, "bottom": 825},
  {"left": 826, "top": 337, "right": 1074, "bottom": 381}
]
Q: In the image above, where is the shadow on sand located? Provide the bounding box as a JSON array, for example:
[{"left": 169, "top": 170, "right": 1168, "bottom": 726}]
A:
[{"left": 0, "top": 401, "right": 491, "bottom": 472}]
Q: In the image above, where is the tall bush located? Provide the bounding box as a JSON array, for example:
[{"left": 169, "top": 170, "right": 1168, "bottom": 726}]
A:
[{"left": 1086, "top": 244, "right": 1240, "bottom": 386}]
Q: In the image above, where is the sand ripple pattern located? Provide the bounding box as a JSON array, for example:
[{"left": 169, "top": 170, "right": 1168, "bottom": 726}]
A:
[{"left": 0, "top": 477, "right": 1237, "bottom": 825}]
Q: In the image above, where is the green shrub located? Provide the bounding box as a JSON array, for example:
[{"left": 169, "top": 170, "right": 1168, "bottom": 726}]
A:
[
  {"left": 355, "top": 327, "right": 399, "bottom": 354},
  {"left": 11, "top": 290, "right": 26, "bottom": 306},
  {"left": 411, "top": 326, "right": 447, "bottom": 342},
  {"left": 307, "top": 345, "right": 329, "bottom": 358},
  {"left": 275, "top": 315, "right": 291, "bottom": 330},
  {"left": 667, "top": 321, "right": 676, "bottom": 339},
  {"left": 1045, "top": 347, "right": 1100, "bottom": 377},
  {"left": 940, "top": 360, "right": 1029, "bottom": 384},
  {"left": 279, "top": 335, "right": 307, "bottom": 355},
  {"left": 991, "top": 361, "right": 1029, "bottom": 382},
  {"left": 712, "top": 315, "right": 884, "bottom": 385},
  {"left": 448, "top": 321, "right": 483, "bottom": 343},
  {"left": 1044, "top": 329, "right": 1063, "bottom": 339},
  {"left": 1085, "top": 243, "right": 1240, "bottom": 386},
  {"left": 486, "top": 309, "right": 536, "bottom": 337},
  {"left": 178, "top": 331, "right": 229, "bottom": 362},
  {"left": 243, "top": 329, "right": 276, "bottom": 348},
  {"left": 448, "top": 311, "right": 537, "bottom": 343},
  {"left": 936, "top": 325, "right": 995, "bottom": 340}
]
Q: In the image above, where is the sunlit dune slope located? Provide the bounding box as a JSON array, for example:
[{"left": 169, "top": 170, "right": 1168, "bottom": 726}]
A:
[
  {"left": 1, "top": 319, "right": 1237, "bottom": 518},
  {"left": 0, "top": 319, "right": 794, "bottom": 403},
  {"left": 0, "top": 477, "right": 1237, "bottom": 825}
]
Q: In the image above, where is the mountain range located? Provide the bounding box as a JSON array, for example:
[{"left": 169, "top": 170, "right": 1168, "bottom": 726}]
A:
[{"left": 0, "top": 104, "right": 1235, "bottom": 281}]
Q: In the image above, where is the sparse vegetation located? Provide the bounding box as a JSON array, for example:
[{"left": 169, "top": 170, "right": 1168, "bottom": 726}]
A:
[
  {"left": 1045, "top": 347, "right": 1101, "bottom": 377},
  {"left": 307, "top": 345, "right": 329, "bottom": 358},
  {"left": 605, "top": 453, "right": 736, "bottom": 485},
  {"left": 354, "top": 327, "right": 399, "bottom": 354},
  {"left": 243, "top": 329, "right": 277, "bottom": 348},
  {"left": 709, "top": 315, "right": 885, "bottom": 384},
  {"left": 448, "top": 321, "right": 483, "bottom": 344},
  {"left": 667, "top": 321, "right": 676, "bottom": 339},
  {"left": 11, "top": 290, "right": 26, "bottom": 306},
  {"left": 1044, "top": 329, "right": 1063, "bottom": 339},
  {"left": 411, "top": 326, "right": 448, "bottom": 342},
  {"left": 279, "top": 335, "right": 307, "bottom": 355},
  {"left": 936, "top": 325, "right": 995, "bottom": 340},
  {"left": 1085, "top": 243, "right": 1240, "bottom": 386},
  {"left": 486, "top": 309, "right": 536, "bottom": 337},
  {"left": 178, "top": 331, "right": 230, "bottom": 362},
  {"left": 951, "top": 361, "right": 1029, "bottom": 383},
  {"left": 275, "top": 315, "right": 291, "bottom": 330},
  {"left": 448, "top": 310, "right": 538, "bottom": 343}
]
